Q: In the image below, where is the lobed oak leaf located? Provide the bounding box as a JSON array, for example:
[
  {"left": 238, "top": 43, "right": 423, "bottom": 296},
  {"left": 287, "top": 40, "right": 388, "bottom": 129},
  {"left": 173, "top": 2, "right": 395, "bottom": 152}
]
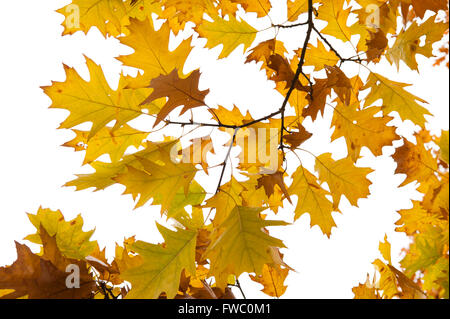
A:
[
  {"left": 363, "top": 72, "right": 430, "bottom": 127},
  {"left": 386, "top": 17, "right": 448, "bottom": 71},
  {"left": 283, "top": 123, "right": 313, "bottom": 150},
  {"left": 160, "top": 0, "right": 218, "bottom": 34},
  {"left": 43, "top": 57, "right": 150, "bottom": 139},
  {"left": 287, "top": 0, "right": 318, "bottom": 22},
  {"left": 141, "top": 69, "right": 210, "bottom": 127},
  {"left": 25, "top": 208, "right": 96, "bottom": 260},
  {"left": 297, "top": 42, "right": 340, "bottom": 71},
  {"left": 63, "top": 125, "right": 149, "bottom": 165},
  {"left": 230, "top": 0, "right": 272, "bottom": 18},
  {"left": 317, "top": 0, "right": 354, "bottom": 43},
  {"left": 267, "top": 54, "right": 306, "bottom": 90},
  {"left": 65, "top": 140, "right": 180, "bottom": 191},
  {"left": 315, "top": 153, "right": 373, "bottom": 208},
  {"left": 206, "top": 206, "right": 288, "bottom": 289},
  {"left": 302, "top": 78, "right": 331, "bottom": 121},
  {"left": 257, "top": 171, "right": 292, "bottom": 204},
  {"left": 122, "top": 224, "right": 197, "bottom": 299},
  {"left": 0, "top": 228, "right": 96, "bottom": 299},
  {"left": 332, "top": 103, "right": 399, "bottom": 162},
  {"left": 57, "top": 0, "right": 127, "bottom": 37},
  {"left": 325, "top": 65, "right": 353, "bottom": 106},
  {"left": 393, "top": 137, "right": 438, "bottom": 186},
  {"left": 239, "top": 172, "right": 285, "bottom": 214},
  {"left": 365, "top": 29, "right": 389, "bottom": 63},
  {"left": 250, "top": 264, "right": 290, "bottom": 298},
  {"left": 410, "top": 0, "right": 448, "bottom": 18},
  {"left": 352, "top": 275, "right": 380, "bottom": 299},
  {"left": 288, "top": 166, "right": 337, "bottom": 237},
  {"left": 196, "top": 15, "right": 258, "bottom": 59},
  {"left": 246, "top": 39, "right": 287, "bottom": 71},
  {"left": 113, "top": 155, "right": 203, "bottom": 215},
  {"left": 206, "top": 177, "right": 245, "bottom": 226},
  {"left": 118, "top": 18, "right": 193, "bottom": 89}
]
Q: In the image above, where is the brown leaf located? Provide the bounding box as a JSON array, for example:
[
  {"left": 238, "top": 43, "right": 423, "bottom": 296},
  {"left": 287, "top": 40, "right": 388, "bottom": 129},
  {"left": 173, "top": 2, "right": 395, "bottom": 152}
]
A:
[
  {"left": 141, "top": 69, "right": 210, "bottom": 127},
  {"left": 302, "top": 78, "right": 331, "bottom": 120},
  {"left": 267, "top": 54, "right": 306, "bottom": 91},
  {"left": 284, "top": 123, "right": 313, "bottom": 149},
  {"left": 366, "top": 29, "right": 388, "bottom": 63},
  {"left": 257, "top": 171, "right": 292, "bottom": 204},
  {"left": 0, "top": 228, "right": 96, "bottom": 299}
]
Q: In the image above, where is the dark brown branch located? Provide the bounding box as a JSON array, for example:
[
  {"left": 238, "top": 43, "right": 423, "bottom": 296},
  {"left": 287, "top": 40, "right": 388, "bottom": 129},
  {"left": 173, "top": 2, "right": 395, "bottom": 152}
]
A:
[{"left": 279, "top": 0, "right": 315, "bottom": 155}]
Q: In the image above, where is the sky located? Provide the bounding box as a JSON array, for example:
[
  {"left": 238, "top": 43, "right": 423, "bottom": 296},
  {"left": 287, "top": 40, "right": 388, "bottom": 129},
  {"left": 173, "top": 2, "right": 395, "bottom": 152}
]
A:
[{"left": 0, "top": 0, "right": 448, "bottom": 299}]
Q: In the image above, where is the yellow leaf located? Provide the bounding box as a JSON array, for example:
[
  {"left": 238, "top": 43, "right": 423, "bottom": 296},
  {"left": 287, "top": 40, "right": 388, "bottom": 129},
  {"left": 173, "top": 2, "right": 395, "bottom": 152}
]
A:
[
  {"left": 125, "top": 0, "right": 162, "bottom": 20},
  {"left": 386, "top": 17, "right": 448, "bottom": 71},
  {"left": 63, "top": 125, "right": 149, "bottom": 164},
  {"left": 363, "top": 72, "right": 430, "bottom": 127},
  {"left": 123, "top": 224, "right": 197, "bottom": 299},
  {"left": 65, "top": 140, "right": 179, "bottom": 191},
  {"left": 114, "top": 155, "right": 202, "bottom": 213},
  {"left": 287, "top": 0, "right": 315, "bottom": 22},
  {"left": 250, "top": 264, "right": 289, "bottom": 298},
  {"left": 288, "top": 166, "right": 337, "bottom": 237},
  {"left": 196, "top": 15, "right": 257, "bottom": 59},
  {"left": 332, "top": 100, "right": 399, "bottom": 163},
  {"left": 231, "top": 0, "right": 272, "bottom": 18},
  {"left": 57, "top": 0, "right": 127, "bottom": 37},
  {"left": 379, "top": 235, "right": 392, "bottom": 264},
  {"left": 118, "top": 18, "right": 193, "bottom": 88},
  {"left": 160, "top": 0, "right": 218, "bottom": 34},
  {"left": 25, "top": 207, "right": 96, "bottom": 260},
  {"left": 298, "top": 42, "right": 340, "bottom": 71},
  {"left": 315, "top": 153, "right": 373, "bottom": 208},
  {"left": 439, "top": 130, "right": 449, "bottom": 164},
  {"left": 317, "top": 0, "right": 353, "bottom": 43},
  {"left": 207, "top": 206, "right": 288, "bottom": 288},
  {"left": 43, "top": 57, "right": 150, "bottom": 139},
  {"left": 393, "top": 137, "right": 437, "bottom": 186}
]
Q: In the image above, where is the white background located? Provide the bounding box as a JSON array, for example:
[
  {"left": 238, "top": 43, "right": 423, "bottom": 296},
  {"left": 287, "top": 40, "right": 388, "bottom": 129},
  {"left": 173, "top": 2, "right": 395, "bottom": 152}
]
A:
[{"left": 0, "top": 0, "right": 448, "bottom": 298}]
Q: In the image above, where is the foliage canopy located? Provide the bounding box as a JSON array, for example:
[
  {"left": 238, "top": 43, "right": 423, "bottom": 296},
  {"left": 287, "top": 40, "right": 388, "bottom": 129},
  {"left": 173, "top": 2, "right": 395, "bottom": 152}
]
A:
[{"left": 1, "top": 0, "right": 449, "bottom": 299}]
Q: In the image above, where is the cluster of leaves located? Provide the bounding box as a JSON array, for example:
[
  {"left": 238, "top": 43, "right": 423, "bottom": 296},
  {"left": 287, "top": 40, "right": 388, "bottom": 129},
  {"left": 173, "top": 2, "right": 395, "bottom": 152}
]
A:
[
  {"left": 1, "top": 0, "right": 448, "bottom": 299},
  {"left": 354, "top": 130, "right": 449, "bottom": 299}
]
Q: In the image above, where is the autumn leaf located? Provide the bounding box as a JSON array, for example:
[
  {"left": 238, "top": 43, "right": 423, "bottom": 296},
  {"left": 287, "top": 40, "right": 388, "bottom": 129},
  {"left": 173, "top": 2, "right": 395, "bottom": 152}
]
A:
[
  {"left": 63, "top": 125, "right": 149, "bottom": 164},
  {"left": 141, "top": 69, "right": 210, "bottom": 127},
  {"left": 231, "top": 0, "right": 272, "bottom": 18},
  {"left": 250, "top": 264, "right": 290, "bottom": 298},
  {"left": 393, "top": 137, "right": 438, "bottom": 186},
  {"left": 386, "top": 17, "right": 448, "bottom": 71},
  {"left": 114, "top": 154, "right": 203, "bottom": 214},
  {"left": 410, "top": 0, "right": 448, "bottom": 18},
  {"left": 118, "top": 18, "right": 193, "bottom": 89},
  {"left": 196, "top": 15, "right": 257, "bottom": 59},
  {"left": 25, "top": 207, "right": 96, "bottom": 260},
  {"left": 363, "top": 72, "right": 430, "bottom": 127},
  {"left": 289, "top": 166, "right": 337, "bottom": 237},
  {"left": 315, "top": 153, "right": 373, "bottom": 208},
  {"left": 43, "top": 57, "right": 150, "bottom": 139},
  {"left": 257, "top": 171, "right": 292, "bottom": 204},
  {"left": 122, "top": 223, "right": 197, "bottom": 299},
  {"left": 0, "top": 228, "right": 96, "bottom": 299},
  {"left": 207, "top": 206, "right": 288, "bottom": 288},
  {"left": 57, "top": 0, "right": 127, "bottom": 37},
  {"left": 331, "top": 97, "right": 399, "bottom": 163}
]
